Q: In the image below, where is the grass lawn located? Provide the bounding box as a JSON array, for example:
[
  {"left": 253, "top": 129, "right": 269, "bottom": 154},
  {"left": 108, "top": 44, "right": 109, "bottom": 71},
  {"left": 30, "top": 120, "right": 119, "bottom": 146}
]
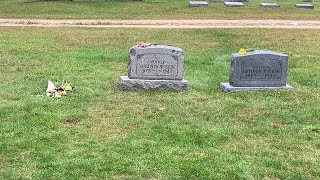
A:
[
  {"left": 0, "top": 0, "right": 320, "bottom": 20},
  {"left": 0, "top": 27, "right": 320, "bottom": 179}
]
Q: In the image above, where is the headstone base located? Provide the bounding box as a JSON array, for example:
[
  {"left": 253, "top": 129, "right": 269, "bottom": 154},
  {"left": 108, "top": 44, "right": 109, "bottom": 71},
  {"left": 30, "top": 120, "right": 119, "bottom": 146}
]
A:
[
  {"left": 220, "top": 83, "right": 293, "bottom": 92},
  {"left": 119, "top": 76, "right": 188, "bottom": 90}
]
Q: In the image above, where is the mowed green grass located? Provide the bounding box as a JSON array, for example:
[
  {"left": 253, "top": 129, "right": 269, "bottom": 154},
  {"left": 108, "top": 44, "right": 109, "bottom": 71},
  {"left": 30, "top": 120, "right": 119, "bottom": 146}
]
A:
[
  {"left": 0, "top": 0, "right": 320, "bottom": 20},
  {"left": 0, "top": 27, "right": 320, "bottom": 179}
]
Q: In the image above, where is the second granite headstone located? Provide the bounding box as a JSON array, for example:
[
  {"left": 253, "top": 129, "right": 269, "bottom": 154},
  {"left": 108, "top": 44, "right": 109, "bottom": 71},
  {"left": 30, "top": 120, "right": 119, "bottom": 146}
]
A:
[{"left": 221, "top": 50, "right": 293, "bottom": 92}]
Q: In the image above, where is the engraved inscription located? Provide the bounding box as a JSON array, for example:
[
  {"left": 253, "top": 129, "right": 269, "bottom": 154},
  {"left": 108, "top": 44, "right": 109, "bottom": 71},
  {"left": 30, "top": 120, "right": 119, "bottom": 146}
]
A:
[
  {"left": 136, "top": 53, "right": 178, "bottom": 77},
  {"left": 240, "top": 59, "right": 282, "bottom": 81}
]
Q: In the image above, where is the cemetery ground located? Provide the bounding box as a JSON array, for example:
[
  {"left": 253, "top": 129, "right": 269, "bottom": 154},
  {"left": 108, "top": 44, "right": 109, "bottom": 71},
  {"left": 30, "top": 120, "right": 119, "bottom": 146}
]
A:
[
  {"left": 1, "top": 27, "right": 320, "bottom": 179},
  {"left": 1, "top": 0, "right": 320, "bottom": 20}
]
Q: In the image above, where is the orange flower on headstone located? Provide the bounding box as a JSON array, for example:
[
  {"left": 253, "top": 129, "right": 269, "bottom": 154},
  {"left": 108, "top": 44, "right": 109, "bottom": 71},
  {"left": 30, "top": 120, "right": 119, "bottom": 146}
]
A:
[
  {"left": 138, "top": 41, "right": 151, "bottom": 48},
  {"left": 138, "top": 41, "right": 146, "bottom": 47}
]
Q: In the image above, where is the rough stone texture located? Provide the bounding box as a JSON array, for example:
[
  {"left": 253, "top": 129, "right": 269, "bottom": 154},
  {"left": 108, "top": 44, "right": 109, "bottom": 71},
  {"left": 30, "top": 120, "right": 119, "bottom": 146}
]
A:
[
  {"left": 209, "top": 0, "right": 248, "bottom": 2},
  {"left": 128, "top": 45, "right": 184, "bottom": 80},
  {"left": 119, "top": 76, "right": 188, "bottom": 90},
  {"left": 220, "top": 83, "right": 293, "bottom": 92},
  {"left": 120, "top": 44, "right": 188, "bottom": 90},
  {"left": 295, "top": 4, "right": 314, "bottom": 9},
  {"left": 224, "top": 2, "right": 244, "bottom": 7},
  {"left": 189, "top": 1, "right": 208, "bottom": 7},
  {"left": 260, "top": 3, "right": 280, "bottom": 8},
  {"left": 229, "top": 50, "right": 289, "bottom": 87}
]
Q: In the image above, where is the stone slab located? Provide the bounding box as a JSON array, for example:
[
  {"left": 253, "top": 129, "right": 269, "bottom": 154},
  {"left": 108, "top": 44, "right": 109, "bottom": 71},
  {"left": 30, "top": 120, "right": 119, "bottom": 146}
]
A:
[
  {"left": 209, "top": 0, "right": 247, "bottom": 2},
  {"left": 119, "top": 76, "right": 188, "bottom": 90},
  {"left": 295, "top": 4, "right": 314, "bottom": 9},
  {"left": 220, "top": 83, "right": 293, "bottom": 92},
  {"left": 128, "top": 45, "right": 184, "bottom": 80},
  {"left": 224, "top": 2, "right": 244, "bottom": 7},
  {"left": 260, "top": 3, "right": 280, "bottom": 8},
  {"left": 229, "top": 50, "right": 288, "bottom": 87},
  {"left": 189, "top": 1, "right": 208, "bottom": 7}
]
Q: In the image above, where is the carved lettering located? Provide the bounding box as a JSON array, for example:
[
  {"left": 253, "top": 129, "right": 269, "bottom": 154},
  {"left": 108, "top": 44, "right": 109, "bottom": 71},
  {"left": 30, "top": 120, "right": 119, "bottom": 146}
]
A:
[
  {"left": 136, "top": 53, "right": 178, "bottom": 77},
  {"left": 240, "top": 59, "right": 282, "bottom": 81}
]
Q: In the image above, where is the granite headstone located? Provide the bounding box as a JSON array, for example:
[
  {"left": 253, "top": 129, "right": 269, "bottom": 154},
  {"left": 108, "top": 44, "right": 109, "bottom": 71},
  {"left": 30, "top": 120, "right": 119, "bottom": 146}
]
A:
[
  {"left": 260, "top": 3, "right": 280, "bottom": 8},
  {"left": 119, "top": 45, "right": 188, "bottom": 90},
  {"left": 209, "top": 0, "right": 248, "bottom": 2},
  {"left": 189, "top": 1, "right": 208, "bottom": 7},
  {"left": 221, "top": 50, "right": 293, "bottom": 92},
  {"left": 224, "top": 2, "right": 244, "bottom": 7},
  {"left": 295, "top": 4, "right": 314, "bottom": 9}
]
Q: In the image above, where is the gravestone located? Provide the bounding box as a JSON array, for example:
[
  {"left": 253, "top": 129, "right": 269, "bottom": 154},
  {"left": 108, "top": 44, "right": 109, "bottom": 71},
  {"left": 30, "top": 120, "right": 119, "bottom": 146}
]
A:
[
  {"left": 224, "top": 2, "right": 244, "bottom": 7},
  {"left": 209, "top": 0, "right": 248, "bottom": 2},
  {"left": 220, "top": 50, "right": 293, "bottom": 92},
  {"left": 119, "top": 45, "right": 188, "bottom": 90},
  {"left": 189, "top": 1, "right": 208, "bottom": 7},
  {"left": 295, "top": 4, "right": 314, "bottom": 9},
  {"left": 260, "top": 3, "right": 280, "bottom": 8}
]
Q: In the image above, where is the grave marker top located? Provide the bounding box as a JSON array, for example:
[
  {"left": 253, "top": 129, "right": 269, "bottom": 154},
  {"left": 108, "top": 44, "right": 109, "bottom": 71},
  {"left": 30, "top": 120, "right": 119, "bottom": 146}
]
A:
[{"left": 128, "top": 45, "right": 184, "bottom": 80}]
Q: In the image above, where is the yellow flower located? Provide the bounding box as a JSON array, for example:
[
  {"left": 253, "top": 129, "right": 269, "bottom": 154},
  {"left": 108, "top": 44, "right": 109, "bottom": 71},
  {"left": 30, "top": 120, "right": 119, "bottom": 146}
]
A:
[{"left": 238, "top": 48, "right": 247, "bottom": 55}]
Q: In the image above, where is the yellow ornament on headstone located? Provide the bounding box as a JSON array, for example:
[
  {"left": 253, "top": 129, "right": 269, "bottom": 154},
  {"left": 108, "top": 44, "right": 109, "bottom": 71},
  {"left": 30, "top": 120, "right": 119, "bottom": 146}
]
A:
[{"left": 238, "top": 48, "right": 247, "bottom": 55}]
